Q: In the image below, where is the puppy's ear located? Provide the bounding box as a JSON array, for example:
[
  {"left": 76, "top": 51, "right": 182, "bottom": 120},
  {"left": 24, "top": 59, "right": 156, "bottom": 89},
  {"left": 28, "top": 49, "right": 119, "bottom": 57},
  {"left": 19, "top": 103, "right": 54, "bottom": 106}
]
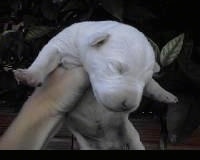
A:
[{"left": 88, "top": 32, "right": 110, "bottom": 47}]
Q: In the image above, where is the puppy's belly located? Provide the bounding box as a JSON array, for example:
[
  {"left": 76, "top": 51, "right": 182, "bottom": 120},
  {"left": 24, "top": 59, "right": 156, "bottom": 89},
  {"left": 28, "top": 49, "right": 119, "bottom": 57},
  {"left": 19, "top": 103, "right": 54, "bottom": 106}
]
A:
[{"left": 65, "top": 90, "right": 130, "bottom": 149}]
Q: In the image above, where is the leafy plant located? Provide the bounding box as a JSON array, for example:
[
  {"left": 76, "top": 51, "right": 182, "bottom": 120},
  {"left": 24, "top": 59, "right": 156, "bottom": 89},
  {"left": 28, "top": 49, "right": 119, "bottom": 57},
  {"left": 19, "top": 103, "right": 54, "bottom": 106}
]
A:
[
  {"left": 25, "top": 26, "right": 55, "bottom": 41},
  {"left": 0, "top": 0, "right": 200, "bottom": 149},
  {"left": 148, "top": 34, "right": 185, "bottom": 67}
]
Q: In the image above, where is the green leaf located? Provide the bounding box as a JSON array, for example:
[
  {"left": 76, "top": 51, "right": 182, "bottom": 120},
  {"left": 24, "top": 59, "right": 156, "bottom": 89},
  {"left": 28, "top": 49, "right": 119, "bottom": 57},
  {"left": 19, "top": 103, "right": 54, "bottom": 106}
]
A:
[
  {"left": 160, "top": 33, "right": 185, "bottom": 67},
  {"left": 147, "top": 38, "right": 160, "bottom": 62},
  {"left": 25, "top": 26, "right": 54, "bottom": 41}
]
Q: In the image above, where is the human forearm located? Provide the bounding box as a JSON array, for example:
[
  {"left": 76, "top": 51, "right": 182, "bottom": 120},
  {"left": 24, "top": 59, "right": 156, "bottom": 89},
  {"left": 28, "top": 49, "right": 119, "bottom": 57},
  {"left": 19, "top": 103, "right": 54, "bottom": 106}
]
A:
[{"left": 0, "top": 67, "right": 89, "bottom": 150}]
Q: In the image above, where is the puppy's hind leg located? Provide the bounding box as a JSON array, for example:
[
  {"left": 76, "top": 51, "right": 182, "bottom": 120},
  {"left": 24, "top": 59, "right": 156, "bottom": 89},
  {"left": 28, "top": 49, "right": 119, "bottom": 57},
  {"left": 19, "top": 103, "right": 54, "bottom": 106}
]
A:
[
  {"left": 143, "top": 78, "right": 178, "bottom": 103},
  {"left": 14, "top": 45, "right": 61, "bottom": 87},
  {"left": 124, "top": 121, "right": 145, "bottom": 150}
]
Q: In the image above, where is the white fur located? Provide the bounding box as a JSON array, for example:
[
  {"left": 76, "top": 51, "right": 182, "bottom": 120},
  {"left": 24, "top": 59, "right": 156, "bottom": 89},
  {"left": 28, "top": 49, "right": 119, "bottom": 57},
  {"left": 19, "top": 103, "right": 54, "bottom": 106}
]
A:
[
  {"left": 14, "top": 21, "right": 157, "bottom": 112},
  {"left": 8, "top": 21, "right": 178, "bottom": 150},
  {"left": 0, "top": 67, "right": 145, "bottom": 150},
  {"left": 1, "top": 66, "right": 177, "bottom": 150}
]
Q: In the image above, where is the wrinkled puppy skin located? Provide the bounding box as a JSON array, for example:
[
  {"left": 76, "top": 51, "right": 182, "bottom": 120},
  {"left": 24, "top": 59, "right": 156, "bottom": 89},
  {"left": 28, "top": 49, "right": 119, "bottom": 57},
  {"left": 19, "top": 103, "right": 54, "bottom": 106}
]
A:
[{"left": 14, "top": 21, "right": 178, "bottom": 111}]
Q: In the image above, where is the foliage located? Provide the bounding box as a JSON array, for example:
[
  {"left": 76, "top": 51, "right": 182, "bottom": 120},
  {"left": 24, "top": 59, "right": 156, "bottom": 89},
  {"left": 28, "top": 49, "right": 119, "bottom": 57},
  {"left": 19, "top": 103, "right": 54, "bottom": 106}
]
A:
[
  {"left": 0, "top": 0, "right": 200, "bottom": 147},
  {"left": 148, "top": 34, "right": 184, "bottom": 67}
]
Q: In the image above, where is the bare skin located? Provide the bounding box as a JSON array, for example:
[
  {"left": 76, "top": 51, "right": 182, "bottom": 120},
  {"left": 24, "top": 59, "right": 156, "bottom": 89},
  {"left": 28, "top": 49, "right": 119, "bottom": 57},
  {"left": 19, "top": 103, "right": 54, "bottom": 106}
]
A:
[
  {"left": 0, "top": 65, "right": 178, "bottom": 150},
  {"left": 0, "top": 67, "right": 144, "bottom": 150},
  {"left": 0, "top": 67, "right": 89, "bottom": 150}
]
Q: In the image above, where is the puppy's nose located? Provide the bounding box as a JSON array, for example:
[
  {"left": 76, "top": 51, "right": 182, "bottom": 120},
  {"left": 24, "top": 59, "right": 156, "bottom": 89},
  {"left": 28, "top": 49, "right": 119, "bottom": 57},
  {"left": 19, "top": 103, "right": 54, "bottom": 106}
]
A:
[{"left": 121, "top": 100, "right": 130, "bottom": 111}]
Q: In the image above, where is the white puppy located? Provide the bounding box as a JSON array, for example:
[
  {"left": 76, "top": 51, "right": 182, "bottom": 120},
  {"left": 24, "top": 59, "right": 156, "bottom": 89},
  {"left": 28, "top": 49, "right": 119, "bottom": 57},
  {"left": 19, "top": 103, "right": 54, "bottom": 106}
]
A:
[
  {"left": 14, "top": 21, "right": 178, "bottom": 113},
  {"left": 0, "top": 21, "right": 179, "bottom": 150},
  {"left": 0, "top": 67, "right": 144, "bottom": 150}
]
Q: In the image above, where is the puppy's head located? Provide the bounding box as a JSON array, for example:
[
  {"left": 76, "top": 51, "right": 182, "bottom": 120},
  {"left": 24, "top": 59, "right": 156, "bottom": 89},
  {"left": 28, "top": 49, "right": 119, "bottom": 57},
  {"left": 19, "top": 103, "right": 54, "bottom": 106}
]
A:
[{"left": 80, "top": 32, "right": 155, "bottom": 112}]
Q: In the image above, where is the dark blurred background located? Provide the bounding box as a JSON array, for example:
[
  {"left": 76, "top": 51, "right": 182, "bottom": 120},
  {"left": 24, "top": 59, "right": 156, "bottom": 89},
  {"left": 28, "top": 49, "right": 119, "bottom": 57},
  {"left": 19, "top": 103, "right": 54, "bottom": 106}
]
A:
[{"left": 0, "top": 0, "right": 200, "bottom": 150}]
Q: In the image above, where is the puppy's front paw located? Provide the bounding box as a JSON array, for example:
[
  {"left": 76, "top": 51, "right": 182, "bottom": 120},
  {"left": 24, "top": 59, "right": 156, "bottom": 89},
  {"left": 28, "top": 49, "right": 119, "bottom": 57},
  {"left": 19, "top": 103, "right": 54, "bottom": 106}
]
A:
[
  {"left": 161, "top": 92, "right": 178, "bottom": 104},
  {"left": 13, "top": 69, "right": 42, "bottom": 87}
]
